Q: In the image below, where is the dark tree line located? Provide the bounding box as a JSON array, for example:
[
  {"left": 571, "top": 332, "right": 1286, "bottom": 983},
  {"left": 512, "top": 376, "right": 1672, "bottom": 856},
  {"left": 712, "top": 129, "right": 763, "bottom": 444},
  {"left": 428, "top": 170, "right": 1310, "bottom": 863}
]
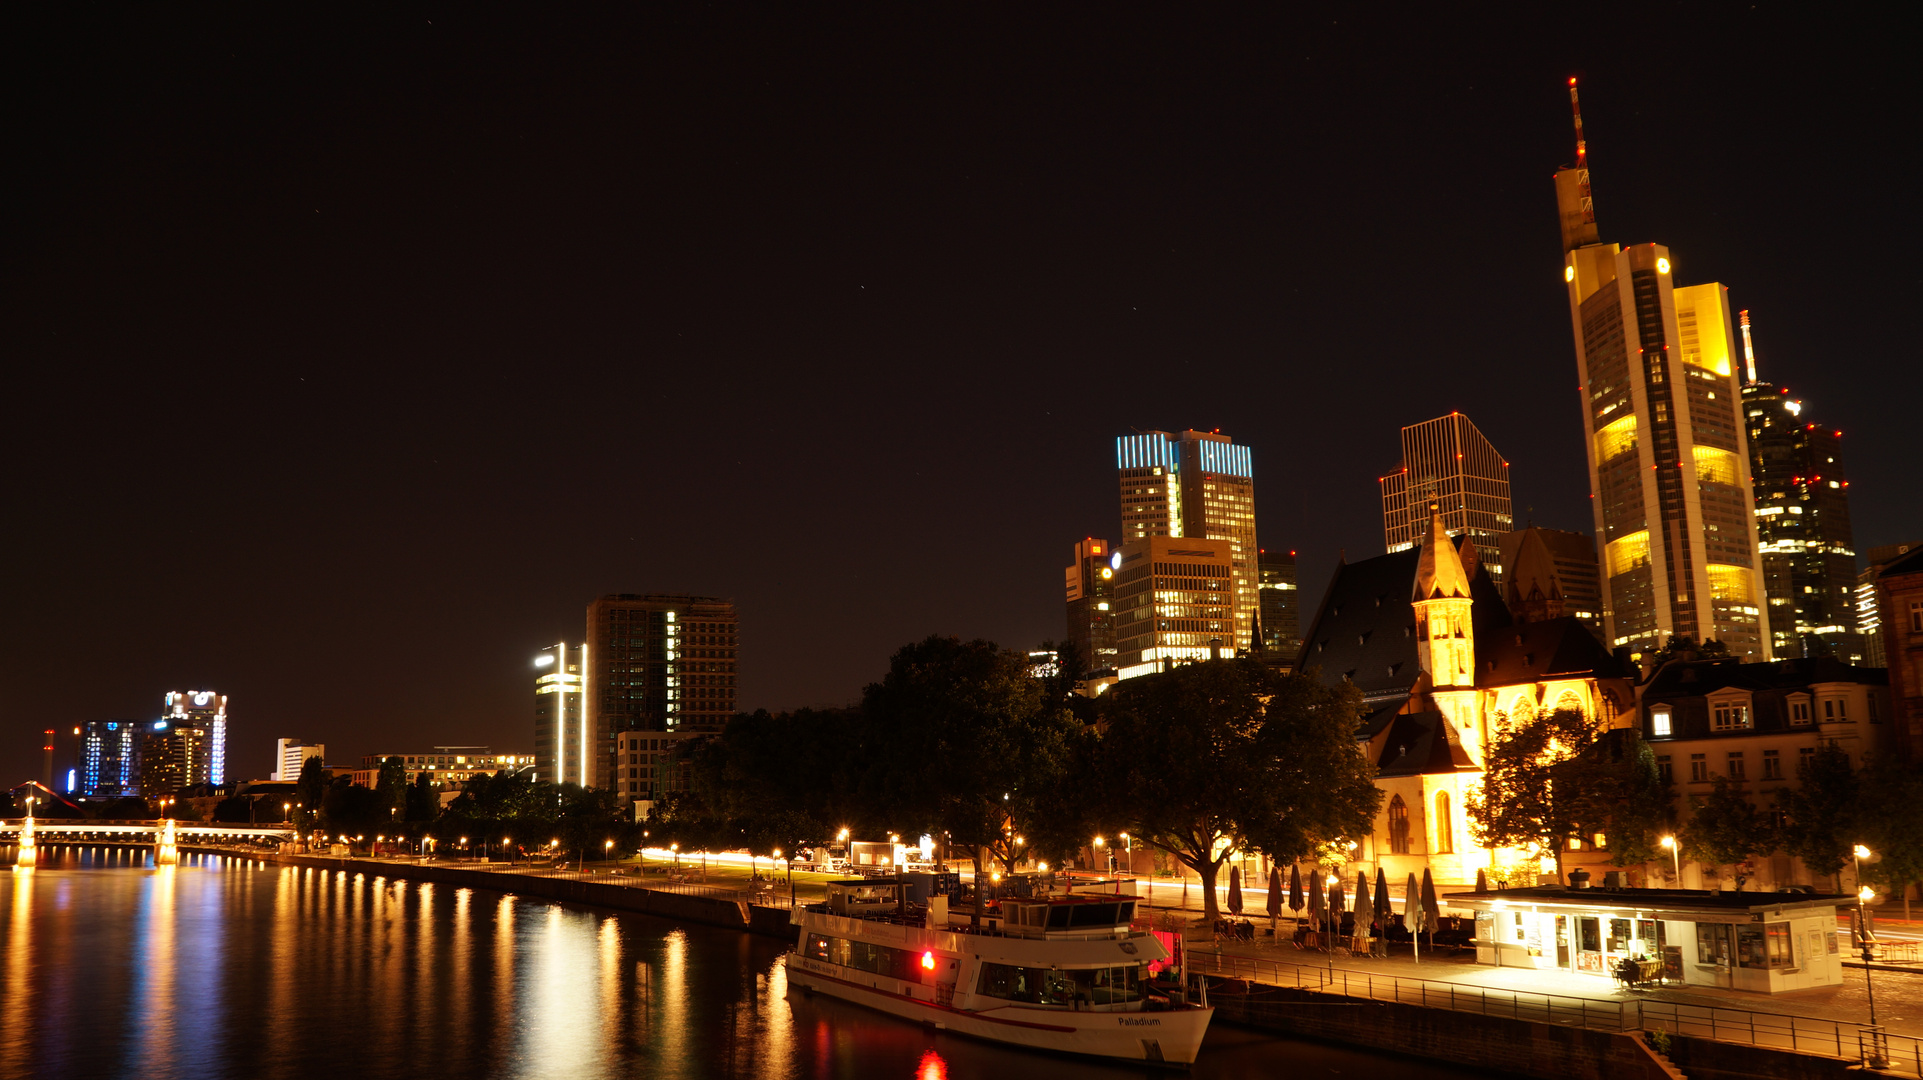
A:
[{"left": 651, "top": 636, "right": 1382, "bottom": 921}]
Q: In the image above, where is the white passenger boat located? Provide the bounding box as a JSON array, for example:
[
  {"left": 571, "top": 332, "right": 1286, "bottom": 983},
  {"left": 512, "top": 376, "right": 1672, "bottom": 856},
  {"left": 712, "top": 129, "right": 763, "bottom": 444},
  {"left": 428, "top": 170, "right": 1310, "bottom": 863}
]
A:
[{"left": 786, "top": 877, "right": 1213, "bottom": 1065}]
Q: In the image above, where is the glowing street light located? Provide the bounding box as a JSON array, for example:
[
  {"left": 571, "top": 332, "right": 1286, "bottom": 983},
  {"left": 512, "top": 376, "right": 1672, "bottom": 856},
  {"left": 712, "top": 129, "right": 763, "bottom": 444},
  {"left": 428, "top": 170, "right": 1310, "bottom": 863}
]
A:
[{"left": 1660, "top": 835, "right": 1680, "bottom": 883}]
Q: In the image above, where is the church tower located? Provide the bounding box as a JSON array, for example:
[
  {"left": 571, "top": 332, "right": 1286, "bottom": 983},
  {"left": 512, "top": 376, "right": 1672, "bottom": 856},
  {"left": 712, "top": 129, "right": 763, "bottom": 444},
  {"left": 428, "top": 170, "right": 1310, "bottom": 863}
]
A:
[{"left": 1413, "top": 512, "right": 1475, "bottom": 689}]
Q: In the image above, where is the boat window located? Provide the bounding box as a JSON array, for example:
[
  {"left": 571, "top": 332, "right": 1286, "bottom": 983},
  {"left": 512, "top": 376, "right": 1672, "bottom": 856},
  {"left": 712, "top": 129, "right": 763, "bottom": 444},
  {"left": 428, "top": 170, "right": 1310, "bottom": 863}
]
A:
[
  {"left": 1047, "top": 907, "right": 1074, "bottom": 928},
  {"left": 976, "top": 963, "right": 1144, "bottom": 1006},
  {"left": 805, "top": 934, "right": 834, "bottom": 963},
  {"left": 1068, "top": 903, "right": 1120, "bottom": 927}
]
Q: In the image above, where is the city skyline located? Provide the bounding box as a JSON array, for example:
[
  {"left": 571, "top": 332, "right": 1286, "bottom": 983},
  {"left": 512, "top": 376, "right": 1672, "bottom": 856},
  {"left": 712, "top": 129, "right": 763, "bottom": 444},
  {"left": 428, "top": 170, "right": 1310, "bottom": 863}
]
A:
[{"left": 5, "top": 9, "right": 1916, "bottom": 783}]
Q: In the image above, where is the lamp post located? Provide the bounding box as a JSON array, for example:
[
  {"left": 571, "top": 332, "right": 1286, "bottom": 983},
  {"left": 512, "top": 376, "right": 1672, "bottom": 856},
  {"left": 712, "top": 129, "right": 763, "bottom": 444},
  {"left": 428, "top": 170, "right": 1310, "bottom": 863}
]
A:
[
  {"left": 1860, "top": 882, "right": 1888, "bottom": 1067},
  {"left": 1660, "top": 835, "right": 1680, "bottom": 885}
]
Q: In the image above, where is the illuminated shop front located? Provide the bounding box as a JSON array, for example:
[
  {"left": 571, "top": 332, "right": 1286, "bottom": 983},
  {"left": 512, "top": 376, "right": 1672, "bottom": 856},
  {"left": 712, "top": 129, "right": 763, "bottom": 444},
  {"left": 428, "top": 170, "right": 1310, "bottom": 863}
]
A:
[{"left": 1446, "top": 885, "right": 1849, "bottom": 994}]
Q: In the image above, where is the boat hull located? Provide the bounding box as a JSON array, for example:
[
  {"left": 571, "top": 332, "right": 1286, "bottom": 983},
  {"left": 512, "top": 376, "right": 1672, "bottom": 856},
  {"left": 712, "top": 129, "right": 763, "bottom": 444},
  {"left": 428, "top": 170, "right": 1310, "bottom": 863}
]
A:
[{"left": 785, "top": 953, "right": 1211, "bottom": 1065}]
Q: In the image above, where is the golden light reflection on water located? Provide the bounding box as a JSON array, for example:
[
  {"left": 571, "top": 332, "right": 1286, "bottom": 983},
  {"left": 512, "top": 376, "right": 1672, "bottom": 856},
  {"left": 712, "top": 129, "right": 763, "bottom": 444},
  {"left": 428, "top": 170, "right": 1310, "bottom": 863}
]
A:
[
  {"left": 518, "top": 904, "right": 600, "bottom": 1078},
  {"left": 0, "top": 861, "right": 33, "bottom": 1079},
  {"left": 136, "top": 866, "right": 179, "bottom": 1076}
]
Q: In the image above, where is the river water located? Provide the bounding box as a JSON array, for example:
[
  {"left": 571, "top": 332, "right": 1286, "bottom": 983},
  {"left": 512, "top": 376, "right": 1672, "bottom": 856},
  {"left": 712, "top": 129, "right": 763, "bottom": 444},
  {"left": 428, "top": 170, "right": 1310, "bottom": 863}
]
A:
[{"left": 0, "top": 847, "right": 1488, "bottom": 1080}]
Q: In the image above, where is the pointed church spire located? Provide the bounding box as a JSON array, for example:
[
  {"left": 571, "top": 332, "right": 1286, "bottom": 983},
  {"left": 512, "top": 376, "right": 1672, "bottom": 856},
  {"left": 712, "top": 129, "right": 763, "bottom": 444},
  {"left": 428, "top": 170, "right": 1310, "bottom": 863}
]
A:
[{"left": 1412, "top": 510, "right": 1471, "bottom": 602}]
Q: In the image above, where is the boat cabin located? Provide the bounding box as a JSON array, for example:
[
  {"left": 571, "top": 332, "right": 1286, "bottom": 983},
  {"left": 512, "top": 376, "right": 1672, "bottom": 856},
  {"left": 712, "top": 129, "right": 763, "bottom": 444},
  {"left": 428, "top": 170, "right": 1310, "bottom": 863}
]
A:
[{"left": 997, "top": 896, "right": 1138, "bottom": 940}]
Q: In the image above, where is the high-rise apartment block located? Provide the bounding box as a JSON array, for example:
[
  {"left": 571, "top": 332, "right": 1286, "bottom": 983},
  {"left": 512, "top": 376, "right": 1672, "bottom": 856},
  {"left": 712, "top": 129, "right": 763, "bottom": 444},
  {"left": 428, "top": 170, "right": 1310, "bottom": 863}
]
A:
[
  {"left": 1867, "top": 544, "right": 1923, "bottom": 758},
  {"left": 1380, "top": 413, "right": 1513, "bottom": 582},
  {"left": 1741, "top": 328, "right": 1861, "bottom": 661},
  {"left": 1111, "top": 536, "right": 1237, "bottom": 679},
  {"left": 1063, "top": 538, "right": 1118, "bottom": 677},
  {"left": 80, "top": 720, "right": 140, "bottom": 798},
  {"left": 162, "top": 690, "right": 228, "bottom": 785},
  {"left": 1116, "top": 430, "right": 1258, "bottom": 650},
  {"left": 586, "top": 594, "right": 737, "bottom": 798},
  {"left": 1555, "top": 81, "right": 1768, "bottom": 661},
  {"left": 1257, "top": 548, "right": 1301, "bottom": 658},
  {"left": 1498, "top": 527, "right": 1604, "bottom": 638},
  {"left": 274, "top": 738, "right": 324, "bottom": 781},
  {"left": 533, "top": 643, "right": 587, "bottom": 785}
]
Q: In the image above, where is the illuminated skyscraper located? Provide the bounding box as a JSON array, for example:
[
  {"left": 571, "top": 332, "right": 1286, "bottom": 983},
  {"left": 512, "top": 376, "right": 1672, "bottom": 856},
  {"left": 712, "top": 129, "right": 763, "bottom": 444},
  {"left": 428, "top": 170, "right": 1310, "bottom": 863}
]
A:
[
  {"left": 80, "top": 720, "right": 140, "bottom": 798},
  {"left": 1063, "top": 537, "right": 1118, "bottom": 677},
  {"left": 1110, "top": 536, "right": 1237, "bottom": 679},
  {"left": 1740, "top": 318, "right": 1861, "bottom": 661},
  {"left": 1555, "top": 80, "right": 1768, "bottom": 661},
  {"left": 1116, "top": 430, "right": 1258, "bottom": 650},
  {"left": 1379, "top": 413, "right": 1513, "bottom": 582},
  {"left": 161, "top": 690, "right": 228, "bottom": 786},
  {"left": 533, "top": 643, "right": 586, "bottom": 785},
  {"left": 585, "top": 594, "right": 737, "bottom": 796}
]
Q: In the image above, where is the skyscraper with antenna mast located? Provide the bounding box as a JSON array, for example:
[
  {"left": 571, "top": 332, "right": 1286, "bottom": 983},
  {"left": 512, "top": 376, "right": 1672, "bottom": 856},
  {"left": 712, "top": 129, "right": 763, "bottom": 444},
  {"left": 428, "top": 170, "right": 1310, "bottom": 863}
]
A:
[
  {"left": 1555, "top": 78, "right": 1769, "bottom": 662},
  {"left": 1739, "top": 311, "right": 1862, "bottom": 660}
]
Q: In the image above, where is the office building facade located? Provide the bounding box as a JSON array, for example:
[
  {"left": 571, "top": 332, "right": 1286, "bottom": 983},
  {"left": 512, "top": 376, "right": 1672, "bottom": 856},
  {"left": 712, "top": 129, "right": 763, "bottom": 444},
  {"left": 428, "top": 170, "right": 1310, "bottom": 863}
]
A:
[
  {"left": 1860, "top": 542, "right": 1923, "bottom": 669},
  {"left": 586, "top": 594, "right": 738, "bottom": 798},
  {"left": 1380, "top": 413, "right": 1513, "bottom": 583},
  {"left": 1555, "top": 87, "right": 1768, "bottom": 661},
  {"left": 1868, "top": 545, "right": 1923, "bottom": 757},
  {"left": 1256, "top": 548, "right": 1301, "bottom": 658},
  {"left": 1116, "top": 430, "right": 1258, "bottom": 650},
  {"left": 80, "top": 720, "right": 141, "bottom": 799},
  {"left": 1742, "top": 353, "right": 1860, "bottom": 661},
  {"left": 274, "top": 739, "right": 325, "bottom": 782},
  {"left": 532, "top": 642, "right": 587, "bottom": 785},
  {"left": 1063, "top": 537, "right": 1118, "bottom": 677},
  {"left": 1110, "top": 535, "right": 1237, "bottom": 680}
]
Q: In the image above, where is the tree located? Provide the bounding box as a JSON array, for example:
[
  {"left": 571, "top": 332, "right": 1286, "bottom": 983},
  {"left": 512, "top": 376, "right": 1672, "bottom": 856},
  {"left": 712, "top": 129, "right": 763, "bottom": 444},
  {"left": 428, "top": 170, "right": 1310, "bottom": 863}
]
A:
[
  {"left": 1774, "top": 742, "right": 1859, "bottom": 891},
  {"left": 1096, "top": 659, "right": 1379, "bottom": 922},
  {"left": 377, "top": 756, "right": 408, "bottom": 823},
  {"left": 1556, "top": 728, "right": 1672, "bottom": 870},
  {"left": 854, "top": 636, "right": 1075, "bottom": 924},
  {"left": 1683, "top": 777, "right": 1777, "bottom": 890},
  {"left": 296, "top": 755, "right": 328, "bottom": 819},
  {"left": 1466, "top": 705, "right": 1598, "bottom": 882},
  {"left": 1858, "top": 754, "right": 1923, "bottom": 919},
  {"left": 405, "top": 772, "right": 439, "bottom": 823}
]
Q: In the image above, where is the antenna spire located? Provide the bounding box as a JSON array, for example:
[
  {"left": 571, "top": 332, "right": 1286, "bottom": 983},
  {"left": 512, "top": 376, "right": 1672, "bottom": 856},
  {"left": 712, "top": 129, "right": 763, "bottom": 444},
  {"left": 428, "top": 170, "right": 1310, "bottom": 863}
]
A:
[
  {"left": 1569, "top": 78, "right": 1595, "bottom": 227},
  {"left": 1740, "top": 309, "right": 1758, "bottom": 384}
]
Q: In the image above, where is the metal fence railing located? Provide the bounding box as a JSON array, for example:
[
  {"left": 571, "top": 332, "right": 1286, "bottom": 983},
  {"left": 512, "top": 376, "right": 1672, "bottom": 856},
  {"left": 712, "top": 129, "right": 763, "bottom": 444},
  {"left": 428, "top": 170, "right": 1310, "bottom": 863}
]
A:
[
  {"left": 1185, "top": 951, "right": 1635, "bottom": 1031},
  {"left": 1185, "top": 948, "right": 1923, "bottom": 1075}
]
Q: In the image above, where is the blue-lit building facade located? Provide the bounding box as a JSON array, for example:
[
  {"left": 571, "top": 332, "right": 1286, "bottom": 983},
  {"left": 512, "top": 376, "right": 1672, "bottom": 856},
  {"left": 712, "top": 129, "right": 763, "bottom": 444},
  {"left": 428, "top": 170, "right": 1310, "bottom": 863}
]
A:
[
  {"left": 1115, "top": 430, "right": 1259, "bottom": 652},
  {"left": 78, "top": 690, "right": 228, "bottom": 800}
]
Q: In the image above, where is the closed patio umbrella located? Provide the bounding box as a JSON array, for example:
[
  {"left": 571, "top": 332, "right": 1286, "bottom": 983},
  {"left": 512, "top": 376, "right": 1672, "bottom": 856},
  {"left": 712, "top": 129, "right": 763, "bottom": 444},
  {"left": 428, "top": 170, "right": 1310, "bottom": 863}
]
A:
[
  {"left": 1266, "top": 866, "right": 1283, "bottom": 931},
  {"left": 1352, "top": 870, "right": 1371, "bottom": 952},
  {"left": 1421, "top": 868, "right": 1443, "bottom": 957},
  {"left": 1288, "top": 864, "right": 1304, "bottom": 915},
  {"left": 1227, "top": 865, "right": 1244, "bottom": 917},
  {"left": 1404, "top": 872, "right": 1424, "bottom": 964},
  {"left": 1328, "top": 879, "right": 1346, "bottom": 943},
  {"left": 1307, "top": 868, "right": 1324, "bottom": 942},
  {"left": 1373, "top": 868, "right": 1393, "bottom": 957},
  {"left": 1475, "top": 867, "right": 1488, "bottom": 892}
]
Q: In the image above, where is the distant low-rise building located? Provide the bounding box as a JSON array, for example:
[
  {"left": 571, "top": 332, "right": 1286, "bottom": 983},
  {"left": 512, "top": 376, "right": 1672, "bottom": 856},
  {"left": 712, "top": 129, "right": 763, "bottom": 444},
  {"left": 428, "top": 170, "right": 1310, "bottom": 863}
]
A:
[{"left": 352, "top": 748, "right": 537, "bottom": 791}]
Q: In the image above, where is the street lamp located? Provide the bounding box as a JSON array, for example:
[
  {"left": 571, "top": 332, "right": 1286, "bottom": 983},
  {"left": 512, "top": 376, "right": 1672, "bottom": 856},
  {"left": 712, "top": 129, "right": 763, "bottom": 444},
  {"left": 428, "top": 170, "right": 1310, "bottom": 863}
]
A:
[
  {"left": 1660, "top": 836, "right": 1680, "bottom": 884},
  {"left": 1859, "top": 881, "right": 1888, "bottom": 1067}
]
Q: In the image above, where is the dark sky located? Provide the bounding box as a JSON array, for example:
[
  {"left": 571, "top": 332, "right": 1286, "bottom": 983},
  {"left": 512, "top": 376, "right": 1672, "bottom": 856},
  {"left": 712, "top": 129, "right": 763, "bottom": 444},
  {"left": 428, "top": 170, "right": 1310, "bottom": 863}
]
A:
[{"left": 4, "top": 6, "right": 1916, "bottom": 784}]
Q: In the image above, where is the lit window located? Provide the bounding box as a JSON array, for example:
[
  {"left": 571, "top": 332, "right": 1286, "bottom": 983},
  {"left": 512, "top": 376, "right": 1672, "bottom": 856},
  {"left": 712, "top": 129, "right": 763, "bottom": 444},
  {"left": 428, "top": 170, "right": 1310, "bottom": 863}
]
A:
[
  {"left": 1650, "top": 707, "right": 1672, "bottom": 738},
  {"left": 1712, "top": 702, "right": 1752, "bottom": 732}
]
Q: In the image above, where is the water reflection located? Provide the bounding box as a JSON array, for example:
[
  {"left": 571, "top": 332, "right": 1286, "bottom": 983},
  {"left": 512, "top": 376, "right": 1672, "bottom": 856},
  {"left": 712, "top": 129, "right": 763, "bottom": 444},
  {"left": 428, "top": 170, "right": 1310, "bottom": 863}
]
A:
[{"left": 0, "top": 846, "right": 1489, "bottom": 1080}]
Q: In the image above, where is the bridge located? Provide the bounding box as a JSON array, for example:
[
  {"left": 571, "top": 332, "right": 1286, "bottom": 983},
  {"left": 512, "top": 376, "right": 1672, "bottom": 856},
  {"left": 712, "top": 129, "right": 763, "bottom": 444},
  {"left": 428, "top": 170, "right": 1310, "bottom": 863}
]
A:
[{"left": 0, "top": 819, "right": 296, "bottom": 842}]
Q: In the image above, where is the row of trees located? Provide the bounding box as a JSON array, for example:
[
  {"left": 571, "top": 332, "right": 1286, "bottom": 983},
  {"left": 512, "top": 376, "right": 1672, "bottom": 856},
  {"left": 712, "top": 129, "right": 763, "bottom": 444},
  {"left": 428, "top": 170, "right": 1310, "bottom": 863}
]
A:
[
  {"left": 650, "top": 636, "right": 1384, "bottom": 922},
  {"left": 1468, "top": 701, "right": 1923, "bottom": 901}
]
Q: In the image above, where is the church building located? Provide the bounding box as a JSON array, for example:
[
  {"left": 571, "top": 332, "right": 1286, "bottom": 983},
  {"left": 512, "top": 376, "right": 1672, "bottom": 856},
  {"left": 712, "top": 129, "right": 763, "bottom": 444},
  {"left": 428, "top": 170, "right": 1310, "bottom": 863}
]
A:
[{"left": 1298, "top": 513, "right": 1637, "bottom": 889}]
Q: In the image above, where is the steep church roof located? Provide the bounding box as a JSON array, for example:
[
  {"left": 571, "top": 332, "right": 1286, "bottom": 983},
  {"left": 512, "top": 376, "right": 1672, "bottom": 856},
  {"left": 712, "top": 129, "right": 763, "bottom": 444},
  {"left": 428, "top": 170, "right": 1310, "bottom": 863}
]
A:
[{"left": 1412, "top": 512, "right": 1472, "bottom": 602}]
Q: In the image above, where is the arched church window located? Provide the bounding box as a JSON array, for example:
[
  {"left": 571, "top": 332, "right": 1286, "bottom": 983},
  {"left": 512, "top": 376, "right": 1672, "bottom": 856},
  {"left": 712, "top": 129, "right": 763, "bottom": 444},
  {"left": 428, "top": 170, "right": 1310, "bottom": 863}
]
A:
[
  {"left": 1554, "top": 690, "right": 1584, "bottom": 719},
  {"left": 1388, "top": 795, "right": 1410, "bottom": 854},
  {"left": 1434, "top": 791, "right": 1454, "bottom": 854}
]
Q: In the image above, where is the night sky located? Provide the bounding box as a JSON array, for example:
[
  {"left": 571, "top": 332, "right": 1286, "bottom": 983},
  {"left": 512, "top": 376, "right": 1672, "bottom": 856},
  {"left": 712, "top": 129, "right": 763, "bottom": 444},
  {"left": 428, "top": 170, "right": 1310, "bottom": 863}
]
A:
[{"left": 5, "top": 6, "right": 1915, "bottom": 784}]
